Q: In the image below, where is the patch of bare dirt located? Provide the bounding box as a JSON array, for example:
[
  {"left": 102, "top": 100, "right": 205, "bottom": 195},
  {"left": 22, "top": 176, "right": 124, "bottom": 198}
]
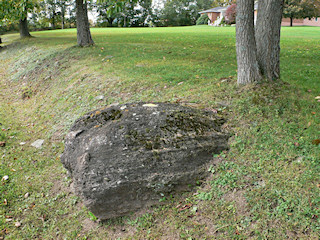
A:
[{"left": 223, "top": 189, "right": 248, "bottom": 216}]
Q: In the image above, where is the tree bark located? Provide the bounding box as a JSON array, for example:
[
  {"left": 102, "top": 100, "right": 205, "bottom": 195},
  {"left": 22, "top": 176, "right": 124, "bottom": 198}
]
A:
[
  {"left": 62, "top": 15, "right": 65, "bottom": 29},
  {"left": 52, "top": 11, "right": 56, "bottom": 29},
  {"left": 290, "top": 17, "right": 293, "bottom": 26},
  {"left": 256, "top": 0, "right": 284, "bottom": 81},
  {"left": 236, "top": 0, "right": 262, "bottom": 85},
  {"left": 19, "top": 18, "right": 31, "bottom": 38},
  {"left": 76, "top": 0, "right": 94, "bottom": 46},
  {"left": 62, "top": 9, "right": 65, "bottom": 29}
]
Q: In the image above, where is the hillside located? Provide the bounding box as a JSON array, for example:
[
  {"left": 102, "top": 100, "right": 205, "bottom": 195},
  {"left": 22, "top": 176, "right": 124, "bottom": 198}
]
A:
[{"left": 0, "top": 26, "right": 319, "bottom": 239}]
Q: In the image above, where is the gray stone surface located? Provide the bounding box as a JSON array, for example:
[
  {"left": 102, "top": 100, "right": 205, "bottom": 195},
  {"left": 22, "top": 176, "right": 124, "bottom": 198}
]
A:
[
  {"left": 31, "top": 139, "right": 44, "bottom": 148},
  {"left": 61, "top": 102, "right": 229, "bottom": 219}
]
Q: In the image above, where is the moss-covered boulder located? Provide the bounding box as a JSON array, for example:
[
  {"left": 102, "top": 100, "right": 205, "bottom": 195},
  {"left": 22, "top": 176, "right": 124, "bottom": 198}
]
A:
[{"left": 61, "top": 102, "right": 229, "bottom": 219}]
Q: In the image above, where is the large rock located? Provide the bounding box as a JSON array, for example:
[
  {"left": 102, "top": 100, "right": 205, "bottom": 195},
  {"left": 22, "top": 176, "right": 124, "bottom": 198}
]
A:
[{"left": 61, "top": 102, "right": 229, "bottom": 219}]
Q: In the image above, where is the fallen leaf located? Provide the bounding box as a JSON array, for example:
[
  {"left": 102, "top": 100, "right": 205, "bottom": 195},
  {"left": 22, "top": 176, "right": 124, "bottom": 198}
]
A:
[
  {"left": 3, "top": 199, "right": 8, "bottom": 205},
  {"left": 24, "top": 192, "right": 29, "bottom": 198},
  {"left": 179, "top": 204, "right": 193, "bottom": 211},
  {"left": 315, "top": 96, "right": 320, "bottom": 100},
  {"left": 5, "top": 219, "right": 13, "bottom": 222},
  {"left": 142, "top": 103, "right": 158, "bottom": 108},
  {"left": 177, "top": 82, "right": 184, "bottom": 85},
  {"left": 312, "top": 139, "right": 320, "bottom": 145},
  {"left": 287, "top": 213, "right": 293, "bottom": 216},
  {"left": 0, "top": 142, "right": 5, "bottom": 147},
  {"left": 311, "top": 112, "right": 316, "bottom": 115}
]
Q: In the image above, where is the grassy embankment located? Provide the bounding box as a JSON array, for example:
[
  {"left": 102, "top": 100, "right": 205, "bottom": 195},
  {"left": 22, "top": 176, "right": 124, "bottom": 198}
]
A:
[{"left": 0, "top": 26, "right": 319, "bottom": 239}]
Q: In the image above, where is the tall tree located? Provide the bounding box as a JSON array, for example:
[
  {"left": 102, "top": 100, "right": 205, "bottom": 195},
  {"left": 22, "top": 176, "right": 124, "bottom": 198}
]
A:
[
  {"left": 236, "top": 0, "right": 262, "bottom": 84},
  {"left": 256, "top": 0, "right": 284, "bottom": 80},
  {"left": 76, "top": 0, "right": 94, "bottom": 46},
  {"left": 236, "top": 0, "right": 285, "bottom": 84}
]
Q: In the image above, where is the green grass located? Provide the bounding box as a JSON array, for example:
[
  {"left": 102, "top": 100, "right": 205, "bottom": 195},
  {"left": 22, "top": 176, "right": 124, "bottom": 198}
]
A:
[{"left": 0, "top": 26, "right": 319, "bottom": 239}]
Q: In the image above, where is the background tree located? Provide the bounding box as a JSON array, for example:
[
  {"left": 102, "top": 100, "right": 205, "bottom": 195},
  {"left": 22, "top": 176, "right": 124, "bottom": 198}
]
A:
[
  {"left": 196, "top": 14, "right": 210, "bottom": 25},
  {"left": 96, "top": 0, "right": 119, "bottom": 26},
  {"left": 57, "top": 0, "right": 69, "bottom": 29},
  {"left": 225, "top": 4, "right": 236, "bottom": 24},
  {"left": 283, "top": 0, "right": 320, "bottom": 26},
  {"left": 160, "top": 0, "right": 199, "bottom": 26},
  {"left": 0, "top": 0, "right": 37, "bottom": 38}
]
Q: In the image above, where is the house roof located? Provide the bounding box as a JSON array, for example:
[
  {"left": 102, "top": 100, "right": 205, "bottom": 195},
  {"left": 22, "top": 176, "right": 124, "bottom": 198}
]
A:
[
  {"left": 199, "top": 3, "right": 258, "bottom": 14},
  {"left": 199, "top": 6, "right": 228, "bottom": 14}
]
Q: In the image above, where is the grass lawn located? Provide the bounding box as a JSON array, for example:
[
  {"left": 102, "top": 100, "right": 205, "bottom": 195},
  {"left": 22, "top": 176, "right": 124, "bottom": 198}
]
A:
[{"left": 0, "top": 26, "right": 319, "bottom": 239}]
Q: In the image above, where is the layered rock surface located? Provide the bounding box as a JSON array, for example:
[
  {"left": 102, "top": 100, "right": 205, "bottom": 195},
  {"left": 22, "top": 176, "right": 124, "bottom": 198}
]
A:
[{"left": 61, "top": 102, "right": 229, "bottom": 219}]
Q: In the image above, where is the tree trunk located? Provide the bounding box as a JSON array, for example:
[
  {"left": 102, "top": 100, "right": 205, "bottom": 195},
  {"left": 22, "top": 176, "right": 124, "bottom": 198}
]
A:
[
  {"left": 255, "top": 0, "right": 284, "bottom": 81},
  {"left": 236, "top": 0, "right": 262, "bottom": 85},
  {"left": 290, "top": 17, "right": 293, "bottom": 27},
  {"left": 123, "top": 16, "right": 127, "bottom": 27},
  {"left": 62, "top": 9, "right": 65, "bottom": 29},
  {"left": 52, "top": 14, "right": 56, "bottom": 29},
  {"left": 62, "top": 15, "right": 65, "bottom": 29},
  {"left": 107, "top": 18, "right": 114, "bottom": 27},
  {"left": 19, "top": 18, "right": 31, "bottom": 38},
  {"left": 76, "top": 0, "right": 94, "bottom": 46}
]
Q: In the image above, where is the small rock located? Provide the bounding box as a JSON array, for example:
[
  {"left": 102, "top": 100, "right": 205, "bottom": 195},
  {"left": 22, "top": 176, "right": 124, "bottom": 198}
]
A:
[
  {"left": 257, "top": 180, "right": 265, "bottom": 187},
  {"left": 31, "top": 139, "right": 44, "bottom": 148},
  {"left": 216, "top": 101, "right": 231, "bottom": 107},
  {"left": 24, "top": 192, "right": 30, "bottom": 198},
  {"left": 95, "top": 95, "right": 104, "bottom": 101},
  {"left": 15, "top": 222, "right": 21, "bottom": 228},
  {"left": 296, "top": 156, "right": 305, "bottom": 163},
  {"left": 108, "top": 103, "right": 119, "bottom": 107},
  {"left": 2, "top": 175, "right": 9, "bottom": 181}
]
